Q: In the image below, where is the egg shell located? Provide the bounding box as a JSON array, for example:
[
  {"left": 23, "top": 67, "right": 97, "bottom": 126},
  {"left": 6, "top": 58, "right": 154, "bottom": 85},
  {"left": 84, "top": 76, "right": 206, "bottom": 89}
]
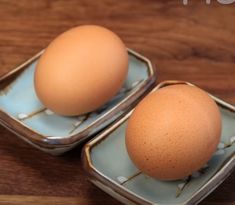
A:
[
  {"left": 126, "top": 85, "right": 222, "bottom": 180},
  {"left": 34, "top": 25, "right": 128, "bottom": 116}
]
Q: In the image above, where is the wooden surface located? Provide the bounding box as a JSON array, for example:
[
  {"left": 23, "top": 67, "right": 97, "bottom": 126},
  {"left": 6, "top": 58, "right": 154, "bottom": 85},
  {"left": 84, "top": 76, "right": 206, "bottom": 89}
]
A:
[{"left": 0, "top": 0, "right": 235, "bottom": 204}]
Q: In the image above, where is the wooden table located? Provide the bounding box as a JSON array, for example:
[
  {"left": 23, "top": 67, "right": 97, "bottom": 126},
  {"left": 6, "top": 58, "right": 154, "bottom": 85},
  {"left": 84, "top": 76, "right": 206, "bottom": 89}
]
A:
[{"left": 0, "top": 0, "right": 234, "bottom": 204}]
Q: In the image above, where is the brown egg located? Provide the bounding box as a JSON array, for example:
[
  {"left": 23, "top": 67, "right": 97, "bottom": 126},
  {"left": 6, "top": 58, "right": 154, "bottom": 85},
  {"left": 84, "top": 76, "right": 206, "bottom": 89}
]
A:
[
  {"left": 34, "top": 25, "right": 128, "bottom": 116},
  {"left": 126, "top": 85, "right": 221, "bottom": 180}
]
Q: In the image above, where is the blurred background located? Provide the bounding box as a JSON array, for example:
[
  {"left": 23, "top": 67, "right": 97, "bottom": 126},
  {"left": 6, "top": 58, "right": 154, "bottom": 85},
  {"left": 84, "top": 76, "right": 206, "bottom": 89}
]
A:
[{"left": 0, "top": 0, "right": 234, "bottom": 205}]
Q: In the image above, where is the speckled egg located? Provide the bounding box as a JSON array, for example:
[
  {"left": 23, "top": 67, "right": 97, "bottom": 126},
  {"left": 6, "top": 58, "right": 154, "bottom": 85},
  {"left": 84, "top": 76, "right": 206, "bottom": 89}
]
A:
[{"left": 126, "top": 84, "right": 221, "bottom": 180}]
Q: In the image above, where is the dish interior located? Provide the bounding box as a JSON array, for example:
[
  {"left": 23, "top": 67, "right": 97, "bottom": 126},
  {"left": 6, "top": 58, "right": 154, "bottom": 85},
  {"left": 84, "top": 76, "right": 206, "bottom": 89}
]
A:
[
  {"left": 0, "top": 54, "right": 149, "bottom": 138},
  {"left": 91, "top": 106, "right": 235, "bottom": 204}
]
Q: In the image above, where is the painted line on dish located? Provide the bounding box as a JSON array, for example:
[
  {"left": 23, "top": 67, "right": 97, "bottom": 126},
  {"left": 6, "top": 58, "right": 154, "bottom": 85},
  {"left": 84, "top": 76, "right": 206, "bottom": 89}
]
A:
[
  {"left": 17, "top": 107, "right": 47, "bottom": 121},
  {"left": 119, "top": 171, "right": 142, "bottom": 186}
]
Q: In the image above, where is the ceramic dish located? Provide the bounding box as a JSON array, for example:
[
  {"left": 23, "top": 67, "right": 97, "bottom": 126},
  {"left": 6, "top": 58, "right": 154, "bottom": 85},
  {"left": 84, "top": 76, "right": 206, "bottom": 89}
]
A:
[
  {"left": 0, "top": 49, "right": 156, "bottom": 155},
  {"left": 83, "top": 80, "right": 235, "bottom": 205}
]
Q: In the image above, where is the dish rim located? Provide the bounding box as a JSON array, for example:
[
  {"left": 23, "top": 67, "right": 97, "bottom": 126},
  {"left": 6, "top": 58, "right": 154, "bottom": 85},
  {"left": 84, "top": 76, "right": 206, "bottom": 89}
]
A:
[
  {"left": 0, "top": 48, "right": 156, "bottom": 149},
  {"left": 83, "top": 80, "right": 235, "bottom": 205}
]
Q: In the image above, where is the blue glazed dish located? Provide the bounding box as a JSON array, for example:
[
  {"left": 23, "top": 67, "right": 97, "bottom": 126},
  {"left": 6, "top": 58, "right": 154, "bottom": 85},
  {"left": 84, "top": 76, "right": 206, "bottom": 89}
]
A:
[
  {"left": 0, "top": 49, "right": 156, "bottom": 155},
  {"left": 83, "top": 80, "right": 235, "bottom": 205}
]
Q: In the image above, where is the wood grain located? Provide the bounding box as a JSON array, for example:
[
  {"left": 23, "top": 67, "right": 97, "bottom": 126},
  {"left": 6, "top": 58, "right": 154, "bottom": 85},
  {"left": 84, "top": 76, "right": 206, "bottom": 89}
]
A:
[{"left": 0, "top": 0, "right": 234, "bottom": 204}]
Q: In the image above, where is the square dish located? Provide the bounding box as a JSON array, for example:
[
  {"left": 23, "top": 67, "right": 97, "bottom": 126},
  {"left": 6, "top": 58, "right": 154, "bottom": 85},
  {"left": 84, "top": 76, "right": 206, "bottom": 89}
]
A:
[
  {"left": 83, "top": 80, "right": 235, "bottom": 205},
  {"left": 0, "top": 49, "right": 156, "bottom": 155}
]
